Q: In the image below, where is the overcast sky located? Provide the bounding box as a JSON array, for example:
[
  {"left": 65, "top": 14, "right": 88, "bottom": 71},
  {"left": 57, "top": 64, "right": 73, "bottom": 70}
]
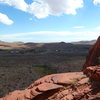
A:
[{"left": 0, "top": 0, "right": 100, "bottom": 42}]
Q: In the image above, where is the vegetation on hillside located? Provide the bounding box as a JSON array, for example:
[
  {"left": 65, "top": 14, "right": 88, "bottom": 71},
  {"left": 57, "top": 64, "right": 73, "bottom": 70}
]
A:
[{"left": 0, "top": 42, "right": 92, "bottom": 97}]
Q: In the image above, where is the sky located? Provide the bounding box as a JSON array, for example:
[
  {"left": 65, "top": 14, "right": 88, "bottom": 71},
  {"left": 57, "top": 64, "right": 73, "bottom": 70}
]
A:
[{"left": 0, "top": 0, "right": 100, "bottom": 43}]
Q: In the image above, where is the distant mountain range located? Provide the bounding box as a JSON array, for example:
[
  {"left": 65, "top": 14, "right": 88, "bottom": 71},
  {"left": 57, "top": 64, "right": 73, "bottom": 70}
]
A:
[
  {"left": 72, "top": 40, "right": 96, "bottom": 45},
  {"left": 0, "top": 40, "right": 96, "bottom": 50}
]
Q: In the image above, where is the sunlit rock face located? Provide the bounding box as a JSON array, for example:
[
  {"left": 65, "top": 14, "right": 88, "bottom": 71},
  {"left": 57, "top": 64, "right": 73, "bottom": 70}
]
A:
[
  {"left": 83, "top": 36, "right": 100, "bottom": 70},
  {"left": 0, "top": 72, "right": 100, "bottom": 100}
]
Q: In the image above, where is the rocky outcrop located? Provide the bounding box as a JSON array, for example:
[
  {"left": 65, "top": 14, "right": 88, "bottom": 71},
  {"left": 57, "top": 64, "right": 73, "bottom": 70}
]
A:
[
  {"left": 0, "top": 73, "right": 86, "bottom": 100},
  {"left": 83, "top": 36, "right": 100, "bottom": 70},
  {"left": 0, "top": 36, "right": 100, "bottom": 100},
  {"left": 84, "top": 65, "right": 100, "bottom": 81},
  {"left": 0, "top": 72, "right": 100, "bottom": 100}
]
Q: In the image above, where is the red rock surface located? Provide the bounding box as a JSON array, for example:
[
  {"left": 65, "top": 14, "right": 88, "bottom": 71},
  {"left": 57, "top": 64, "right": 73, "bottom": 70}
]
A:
[
  {"left": 0, "top": 36, "right": 100, "bottom": 100},
  {"left": 0, "top": 72, "right": 88, "bottom": 100},
  {"left": 83, "top": 36, "right": 100, "bottom": 70},
  {"left": 83, "top": 65, "right": 100, "bottom": 81},
  {"left": 0, "top": 72, "right": 100, "bottom": 100}
]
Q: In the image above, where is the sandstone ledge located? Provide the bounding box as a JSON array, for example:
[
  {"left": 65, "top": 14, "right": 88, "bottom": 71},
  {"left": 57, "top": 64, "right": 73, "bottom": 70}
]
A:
[{"left": 0, "top": 72, "right": 100, "bottom": 100}]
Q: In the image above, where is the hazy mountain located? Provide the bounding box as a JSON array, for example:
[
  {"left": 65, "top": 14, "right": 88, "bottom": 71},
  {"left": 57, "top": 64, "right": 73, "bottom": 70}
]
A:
[
  {"left": 0, "top": 40, "right": 95, "bottom": 50},
  {"left": 72, "top": 40, "right": 96, "bottom": 45}
]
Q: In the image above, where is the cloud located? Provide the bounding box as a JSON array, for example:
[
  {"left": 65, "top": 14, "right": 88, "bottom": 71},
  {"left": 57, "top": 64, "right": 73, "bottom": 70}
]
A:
[
  {"left": 0, "top": 0, "right": 83, "bottom": 18},
  {"left": 73, "top": 26, "right": 84, "bottom": 29},
  {"left": 93, "top": 0, "right": 100, "bottom": 5},
  {"left": 0, "top": 0, "right": 28, "bottom": 11},
  {"left": 0, "top": 13, "right": 13, "bottom": 25},
  {"left": 28, "top": 0, "right": 83, "bottom": 18},
  {"left": 0, "top": 31, "right": 99, "bottom": 42},
  {"left": 95, "top": 26, "right": 100, "bottom": 29}
]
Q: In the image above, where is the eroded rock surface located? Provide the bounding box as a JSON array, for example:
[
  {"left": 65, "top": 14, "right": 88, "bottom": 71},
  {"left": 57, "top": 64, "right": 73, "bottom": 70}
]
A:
[
  {"left": 0, "top": 72, "right": 86, "bottom": 100},
  {"left": 0, "top": 72, "right": 100, "bottom": 100},
  {"left": 83, "top": 65, "right": 100, "bottom": 81},
  {"left": 83, "top": 36, "right": 100, "bottom": 70}
]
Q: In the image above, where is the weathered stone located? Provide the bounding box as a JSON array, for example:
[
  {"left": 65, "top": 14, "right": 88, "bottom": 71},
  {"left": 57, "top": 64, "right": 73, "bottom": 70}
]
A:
[
  {"left": 83, "top": 36, "right": 100, "bottom": 70},
  {"left": 83, "top": 66, "right": 100, "bottom": 81},
  {"left": 37, "top": 83, "right": 63, "bottom": 92}
]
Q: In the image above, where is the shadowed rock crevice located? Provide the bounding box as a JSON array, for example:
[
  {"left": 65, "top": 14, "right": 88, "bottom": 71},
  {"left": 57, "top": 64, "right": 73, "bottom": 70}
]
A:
[{"left": 33, "top": 89, "right": 60, "bottom": 100}]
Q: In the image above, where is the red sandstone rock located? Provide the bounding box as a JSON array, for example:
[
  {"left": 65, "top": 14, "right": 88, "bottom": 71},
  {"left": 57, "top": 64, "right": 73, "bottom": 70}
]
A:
[
  {"left": 0, "top": 72, "right": 100, "bottom": 100},
  {"left": 83, "top": 36, "right": 100, "bottom": 70},
  {"left": 83, "top": 65, "right": 100, "bottom": 81},
  {"left": 0, "top": 72, "right": 91, "bottom": 100},
  {"left": 82, "top": 36, "right": 100, "bottom": 81}
]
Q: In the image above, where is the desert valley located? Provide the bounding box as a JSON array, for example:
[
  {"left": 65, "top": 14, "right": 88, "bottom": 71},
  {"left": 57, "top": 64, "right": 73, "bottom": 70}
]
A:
[
  {"left": 0, "top": 0, "right": 100, "bottom": 99},
  {"left": 0, "top": 40, "right": 95, "bottom": 97},
  {"left": 0, "top": 37, "right": 100, "bottom": 100}
]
